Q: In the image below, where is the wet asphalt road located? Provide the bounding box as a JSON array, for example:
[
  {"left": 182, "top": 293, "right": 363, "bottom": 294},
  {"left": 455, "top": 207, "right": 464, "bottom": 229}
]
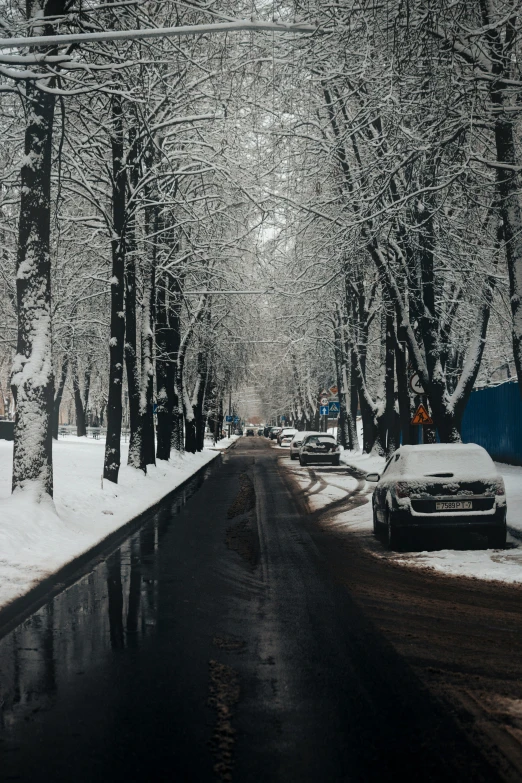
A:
[{"left": 0, "top": 437, "right": 503, "bottom": 782}]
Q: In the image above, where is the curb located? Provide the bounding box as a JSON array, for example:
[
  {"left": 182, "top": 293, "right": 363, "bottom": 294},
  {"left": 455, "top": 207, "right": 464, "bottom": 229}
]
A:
[{"left": 0, "top": 449, "right": 224, "bottom": 642}]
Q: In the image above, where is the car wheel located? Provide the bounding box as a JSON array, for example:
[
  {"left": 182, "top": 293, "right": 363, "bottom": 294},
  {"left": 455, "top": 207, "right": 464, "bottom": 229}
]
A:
[
  {"left": 290, "top": 453, "right": 296, "bottom": 460},
  {"left": 332, "top": 457, "right": 340, "bottom": 466},
  {"left": 488, "top": 527, "right": 506, "bottom": 549},
  {"left": 299, "top": 456, "right": 307, "bottom": 466}
]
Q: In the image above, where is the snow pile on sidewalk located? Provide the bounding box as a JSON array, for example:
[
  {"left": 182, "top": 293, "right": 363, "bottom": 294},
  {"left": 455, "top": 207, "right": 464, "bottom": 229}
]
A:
[{"left": 0, "top": 438, "right": 222, "bottom": 612}]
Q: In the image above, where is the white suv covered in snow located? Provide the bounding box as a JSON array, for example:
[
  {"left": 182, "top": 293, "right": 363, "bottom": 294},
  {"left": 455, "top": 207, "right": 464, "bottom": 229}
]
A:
[{"left": 367, "top": 443, "right": 507, "bottom": 551}]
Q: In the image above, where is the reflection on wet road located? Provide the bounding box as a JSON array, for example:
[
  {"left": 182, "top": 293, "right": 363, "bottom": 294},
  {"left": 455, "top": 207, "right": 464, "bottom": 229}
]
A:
[{"left": 0, "top": 465, "right": 215, "bottom": 781}]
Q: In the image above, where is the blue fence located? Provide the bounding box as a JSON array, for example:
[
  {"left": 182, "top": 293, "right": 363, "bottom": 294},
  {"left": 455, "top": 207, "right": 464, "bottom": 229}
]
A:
[{"left": 461, "top": 380, "right": 522, "bottom": 465}]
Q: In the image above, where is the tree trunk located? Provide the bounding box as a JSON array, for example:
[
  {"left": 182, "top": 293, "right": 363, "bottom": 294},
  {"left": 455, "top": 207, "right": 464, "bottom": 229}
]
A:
[
  {"left": 12, "top": 42, "right": 59, "bottom": 496},
  {"left": 52, "top": 352, "right": 69, "bottom": 441},
  {"left": 156, "top": 270, "right": 173, "bottom": 461},
  {"left": 334, "top": 312, "right": 350, "bottom": 449},
  {"left": 184, "top": 416, "right": 197, "bottom": 453},
  {"left": 103, "top": 92, "right": 126, "bottom": 483},
  {"left": 84, "top": 353, "right": 93, "bottom": 425},
  {"left": 193, "top": 351, "right": 208, "bottom": 452},
  {"left": 139, "top": 199, "right": 156, "bottom": 469},
  {"left": 125, "top": 125, "right": 142, "bottom": 469},
  {"left": 349, "top": 350, "right": 359, "bottom": 449},
  {"left": 395, "top": 328, "right": 414, "bottom": 446},
  {"left": 477, "top": 1, "right": 522, "bottom": 393},
  {"left": 72, "top": 354, "right": 87, "bottom": 437},
  {"left": 170, "top": 276, "right": 184, "bottom": 454},
  {"left": 382, "top": 308, "right": 397, "bottom": 457}
]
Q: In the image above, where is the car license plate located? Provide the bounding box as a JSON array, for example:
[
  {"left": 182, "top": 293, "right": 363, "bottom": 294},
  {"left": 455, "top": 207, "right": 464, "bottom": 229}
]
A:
[{"left": 435, "top": 501, "right": 472, "bottom": 511}]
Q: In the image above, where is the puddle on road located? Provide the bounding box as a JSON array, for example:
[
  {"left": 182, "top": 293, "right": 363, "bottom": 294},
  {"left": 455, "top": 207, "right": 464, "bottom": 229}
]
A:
[{"left": 0, "top": 463, "right": 216, "bottom": 737}]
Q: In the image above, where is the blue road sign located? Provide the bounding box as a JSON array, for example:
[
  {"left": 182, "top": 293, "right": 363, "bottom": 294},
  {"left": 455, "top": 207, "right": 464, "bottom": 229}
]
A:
[
  {"left": 320, "top": 405, "right": 329, "bottom": 416},
  {"left": 328, "top": 401, "right": 340, "bottom": 415},
  {"left": 281, "top": 415, "right": 286, "bottom": 421},
  {"left": 234, "top": 416, "right": 239, "bottom": 423},
  {"left": 225, "top": 415, "right": 233, "bottom": 423}
]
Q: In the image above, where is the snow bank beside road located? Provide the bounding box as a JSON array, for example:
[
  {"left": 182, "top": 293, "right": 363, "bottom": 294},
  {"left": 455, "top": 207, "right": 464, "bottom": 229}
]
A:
[{"left": 0, "top": 437, "right": 223, "bottom": 614}]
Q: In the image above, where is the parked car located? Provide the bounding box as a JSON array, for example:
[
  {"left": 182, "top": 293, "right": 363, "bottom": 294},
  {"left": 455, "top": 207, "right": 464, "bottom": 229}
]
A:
[
  {"left": 277, "top": 427, "right": 298, "bottom": 445},
  {"left": 234, "top": 428, "right": 243, "bottom": 436},
  {"left": 299, "top": 434, "right": 341, "bottom": 466},
  {"left": 289, "top": 431, "right": 321, "bottom": 460},
  {"left": 269, "top": 427, "right": 282, "bottom": 440},
  {"left": 280, "top": 434, "right": 295, "bottom": 448},
  {"left": 246, "top": 428, "right": 254, "bottom": 436},
  {"left": 367, "top": 443, "right": 507, "bottom": 551}
]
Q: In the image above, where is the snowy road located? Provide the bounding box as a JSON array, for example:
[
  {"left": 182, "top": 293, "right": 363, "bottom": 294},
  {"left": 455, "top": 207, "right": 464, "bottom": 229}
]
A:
[{"left": 1, "top": 436, "right": 520, "bottom": 781}]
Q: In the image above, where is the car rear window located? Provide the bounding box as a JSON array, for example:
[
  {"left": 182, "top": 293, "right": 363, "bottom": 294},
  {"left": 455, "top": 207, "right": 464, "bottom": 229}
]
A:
[{"left": 401, "top": 447, "right": 496, "bottom": 478}]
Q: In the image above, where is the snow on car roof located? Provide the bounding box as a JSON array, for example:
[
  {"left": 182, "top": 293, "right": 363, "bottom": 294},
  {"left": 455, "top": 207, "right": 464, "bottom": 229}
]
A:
[{"left": 396, "top": 443, "right": 498, "bottom": 478}]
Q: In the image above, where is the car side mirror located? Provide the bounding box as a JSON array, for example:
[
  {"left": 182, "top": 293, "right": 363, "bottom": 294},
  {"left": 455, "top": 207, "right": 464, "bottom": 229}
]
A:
[{"left": 366, "top": 473, "right": 380, "bottom": 482}]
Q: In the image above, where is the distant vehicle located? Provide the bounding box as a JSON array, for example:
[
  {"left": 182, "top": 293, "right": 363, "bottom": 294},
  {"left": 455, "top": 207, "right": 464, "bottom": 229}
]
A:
[
  {"left": 246, "top": 428, "right": 254, "bottom": 436},
  {"left": 299, "top": 434, "right": 340, "bottom": 466},
  {"left": 257, "top": 428, "right": 263, "bottom": 436},
  {"left": 280, "top": 434, "right": 295, "bottom": 448},
  {"left": 234, "top": 428, "right": 243, "bottom": 436},
  {"left": 289, "top": 431, "right": 321, "bottom": 460},
  {"left": 269, "top": 427, "right": 282, "bottom": 440},
  {"left": 367, "top": 443, "right": 507, "bottom": 551},
  {"left": 277, "top": 427, "right": 298, "bottom": 445}
]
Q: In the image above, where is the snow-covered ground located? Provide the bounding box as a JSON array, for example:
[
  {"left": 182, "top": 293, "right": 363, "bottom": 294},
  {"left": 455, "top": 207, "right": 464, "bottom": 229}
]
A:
[{"left": 0, "top": 435, "right": 235, "bottom": 613}]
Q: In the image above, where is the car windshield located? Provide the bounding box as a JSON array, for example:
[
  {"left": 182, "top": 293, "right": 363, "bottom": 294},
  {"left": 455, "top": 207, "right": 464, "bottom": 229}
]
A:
[{"left": 307, "top": 435, "right": 335, "bottom": 444}]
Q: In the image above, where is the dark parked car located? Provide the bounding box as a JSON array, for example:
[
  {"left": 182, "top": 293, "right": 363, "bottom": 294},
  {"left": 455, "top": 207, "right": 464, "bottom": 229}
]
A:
[
  {"left": 257, "top": 428, "right": 263, "bottom": 436},
  {"left": 269, "top": 427, "right": 282, "bottom": 440},
  {"left": 367, "top": 443, "right": 507, "bottom": 551},
  {"left": 246, "top": 428, "right": 254, "bottom": 436},
  {"left": 299, "top": 434, "right": 341, "bottom": 466}
]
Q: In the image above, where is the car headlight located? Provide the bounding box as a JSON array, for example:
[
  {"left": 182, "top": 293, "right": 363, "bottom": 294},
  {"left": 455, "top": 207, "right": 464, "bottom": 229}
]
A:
[{"left": 395, "top": 482, "right": 411, "bottom": 498}]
